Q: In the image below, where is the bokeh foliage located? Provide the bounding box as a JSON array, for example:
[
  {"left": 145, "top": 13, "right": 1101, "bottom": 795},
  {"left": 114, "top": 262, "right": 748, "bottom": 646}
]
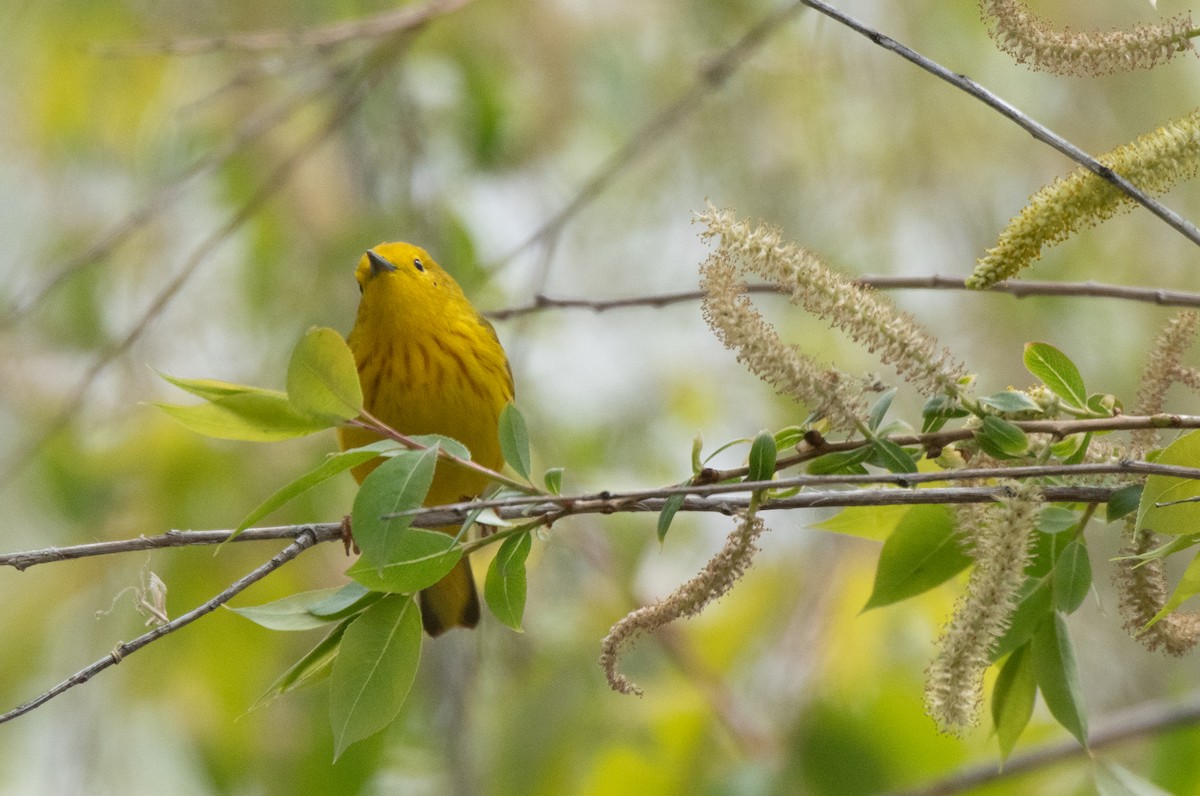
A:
[{"left": 4, "top": 0, "right": 1200, "bottom": 793}]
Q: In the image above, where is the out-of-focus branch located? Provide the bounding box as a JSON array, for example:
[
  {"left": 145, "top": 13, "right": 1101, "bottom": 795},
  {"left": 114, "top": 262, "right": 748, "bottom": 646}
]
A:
[
  {"left": 890, "top": 692, "right": 1200, "bottom": 796},
  {"left": 90, "top": 0, "right": 472, "bottom": 56},
  {"left": 0, "top": 38, "right": 407, "bottom": 492},
  {"left": 800, "top": 0, "right": 1200, "bottom": 250},
  {"left": 501, "top": 0, "right": 808, "bottom": 282}
]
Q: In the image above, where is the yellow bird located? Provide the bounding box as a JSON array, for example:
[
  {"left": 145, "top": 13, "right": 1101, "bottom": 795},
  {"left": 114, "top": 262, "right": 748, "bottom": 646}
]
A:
[{"left": 338, "top": 242, "right": 514, "bottom": 636}]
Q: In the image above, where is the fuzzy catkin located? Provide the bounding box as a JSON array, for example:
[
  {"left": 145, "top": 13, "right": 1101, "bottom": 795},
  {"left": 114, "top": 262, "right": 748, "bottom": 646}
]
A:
[
  {"left": 1131, "top": 310, "right": 1199, "bottom": 456},
  {"left": 981, "top": 0, "right": 1195, "bottom": 77},
  {"left": 925, "top": 482, "right": 1043, "bottom": 733},
  {"left": 699, "top": 205, "right": 968, "bottom": 402},
  {"left": 968, "top": 109, "right": 1200, "bottom": 289},
  {"left": 600, "top": 511, "right": 766, "bottom": 696}
]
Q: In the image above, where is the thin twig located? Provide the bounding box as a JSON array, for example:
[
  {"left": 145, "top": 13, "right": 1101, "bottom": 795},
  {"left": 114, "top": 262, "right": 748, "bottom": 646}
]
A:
[
  {"left": 2, "top": 52, "right": 366, "bottom": 328},
  {"left": 0, "top": 528, "right": 321, "bottom": 725},
  {"left": 890, "top": 692, "right": 1200, "bottom": 796},
  {"left": 90, "top": 0, "right": 471, "bottom": 56},
  {"left": 800, "top": 0, "right": 1200, "bottom": 250},
  {"left": 0, "top": 39, "right": 405, "bottom": 493},
  {"left": 499, "top": 0, "right": 807, "bottom": 275},
  {"left": 0, "top": 524, "right": 343, "bottom": 571},
  {"left": 486, "top": 277, "right": 1200, "bottom": 320}
]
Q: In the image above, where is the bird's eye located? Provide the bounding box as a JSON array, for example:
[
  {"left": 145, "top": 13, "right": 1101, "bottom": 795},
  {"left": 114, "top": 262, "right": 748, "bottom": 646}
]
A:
[{"left": 413, "top": 258, "right": 425, "bottom": 272}]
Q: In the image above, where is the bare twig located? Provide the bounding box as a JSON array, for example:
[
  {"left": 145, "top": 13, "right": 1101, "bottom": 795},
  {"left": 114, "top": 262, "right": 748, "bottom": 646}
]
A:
[
  {"left": 0, "top": 38, "right": 406, "bottom": 492},
  {"left": 500, "top": 0, "right": 807, "bottom": 277},
  {"left": 486, "top": 278, "right": 1200, "bottom": 320},
  {"left": 0, "top": 524, "right": 342, "bottom": 571},
  {"left": 800, "top": 0, "right": 1200, "bottom": 250},
  {"left": 890, "top": 692, "right": 1200, "bottom": 796},
  {"left": 2, "top": 53, "right": 365, "bottom": 328},
  {"left": 0, "top": 528, "right": 321, "bottom": 725},
  {"left": 90, "top": 0, "right": 472, "bottom": 56}
]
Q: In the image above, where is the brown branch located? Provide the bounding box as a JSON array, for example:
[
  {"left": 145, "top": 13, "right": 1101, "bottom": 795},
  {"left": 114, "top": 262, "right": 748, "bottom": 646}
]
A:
[
  {"left": 890, "top": 692, "right": 1200, "bottom": 796},
  {"left": 0, "top": 528, "right": 321, "bottom": 725},
  {"left": 486, "top": 278, "right": 1200, "bottom": 320},
  {"left": 704, "top": 414, "right": 1200, "bottom": 483},
  {"left": 89, "top": 0, "right": 472, "bottom": 56},
  {"left": 0, "top": 481, "right": 1148, "bottom": 572}
]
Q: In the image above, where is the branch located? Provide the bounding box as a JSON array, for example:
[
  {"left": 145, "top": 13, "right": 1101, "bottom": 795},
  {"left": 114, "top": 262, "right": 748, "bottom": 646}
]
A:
[
  {"left": 0, "top": 38, "right": 406, "bottom": 493},
  {"left": 486, "top": 278, "right": 1200, "bottom": 320},
  {"left": 890, "top": 692, "right": 1200, "bottom": 796},
  {"left": 499, "top": 0, "right": 806, "bottom": 274},
  {"left": 800, "top": 0, "right": 1200, "bottom": 251},
  {"left": 0, "top": 528, "right": 322, "bottom": 725},
  {"left": 704, "top": 414, "right": 1200, "bottom": 483},
  {"left": 89, "top": 0, "right": 472, "bottom": 56},
  {"left": 7, "top": 467, "right": 1183, "bottom": 571}
]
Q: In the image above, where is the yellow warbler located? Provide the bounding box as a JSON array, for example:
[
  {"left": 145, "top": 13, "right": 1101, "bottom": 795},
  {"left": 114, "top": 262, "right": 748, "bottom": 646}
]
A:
[{"left": 338, "top": 242, "right": 514, "bottom": 636}]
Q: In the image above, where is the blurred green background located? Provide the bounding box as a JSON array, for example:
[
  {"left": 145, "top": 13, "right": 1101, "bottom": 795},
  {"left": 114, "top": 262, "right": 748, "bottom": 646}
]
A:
[{"left": 3, "top": 0, "right": 1200, "bottom": 793}]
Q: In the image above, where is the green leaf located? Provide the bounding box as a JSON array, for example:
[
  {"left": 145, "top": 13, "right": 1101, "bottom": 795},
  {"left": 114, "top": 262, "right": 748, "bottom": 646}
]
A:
[
  {"left": 1085, "top": 393, "right": 1119, "bottom": 418},
  {"left": 921, "top": 395, "right": 970, "bottom": 435},
  {"left": 867, "top": 388, "right": 896, "bottom": 432},
  {"left": 345, "top": 530, "right": 461, "bottom": 593},
  {"left": 657, "top": 492, "right": 686, "bottom": 544},
  {"left": 870, "top": 437, "right": 918, "bottom": 474},
  {"left": 978, "top": 390, "right": 1041, "bottom": 414},
  {"left": 485, "top": 532, "right": 532, "bottom": 630},
  {"left": 991, "top": 578, "right": 1053, "bottom": 661},
  {"left": 309, "top": 582, "right": 384, "bottom": 620},
  {"left": 805, "top": 446, "right": 873, "bottom": 475},
  {"left": 543, "top": 467, "right": 563, "bottom": 495},
  {"left": 408, "top": 433, "right": 471, "bottom": 462},
  {"left": 155, "top": 390, "right": 331, "bottom": 441},
  {"left": 992, "top": 643, "right": 1036, "bottom": 764},
  {"left": 1093, "top": 760, "right": 1174, "bottom": 796},
  {"left": 1062, "top": 432, "right": 1093, "bottom": 466},
  {"left": 252, "top": 619, "right": 350, "bottom": 710},
  {"left": 977, "top": 415, "right": 1028, "bottom": 457},
  {"left": 773, "top": 426, "right": 807, "bottom": 450},
  {"left": 1137, "top": 430, "right": 1200, "bottom": 536},
  {"left": 810, "top": 505, "right": 909, "bottom": 542},
  {"left": 691, "top": 433, "right": 704, "bottom": 475},
  {"left": 157, "top": 372, "right": 265, "bottom": 401},
  {"left": 1053, "top": 540, "right": 1092, "bottom": 613},
  {"left": 1037, "top": 506, "right": 1078, "bottom": 535},
  {"left": 863, "top": 505, "right": 969, "bottom": 610},
  {"left": 1032, "top": 612, "right": 1088, "bottom": 747},
  {"left": 351, "top": 447, "right": 439, "bottom": 570},
  {"left": 1023, "top": 342, "right": 1087, "bottom": 409},
  {"left": 1115, "top": 532, "right": 1200, "bottom": 567},
  {"left": 286, "top": 327, "right": 362, "bottom": 422},
  {"left": 747, "top": 430, "right": 777, "bottom": 482},
  {"left": 1107, "top": 485, "right": 1143, "bottom": 523},
  {"left": 498, "top": 403, "right": 531, "bottom": 479},
  {"left": 224, "top": 444, "right": 395, "bottom": 548},
  {"left": 228, "top": 587, "right": 348, "bottom": 631},
  {"left": 1142, "top": 547, "right": 1200, "bottom": 630},
  {"left": 330, "top": 594, "right": 422, "bottom": 760}
]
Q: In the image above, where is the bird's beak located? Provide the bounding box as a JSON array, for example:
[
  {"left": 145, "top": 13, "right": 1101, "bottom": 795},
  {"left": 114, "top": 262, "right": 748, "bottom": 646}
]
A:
[{"left": 367, "top": 250, "right": 398, "bottom": 275}]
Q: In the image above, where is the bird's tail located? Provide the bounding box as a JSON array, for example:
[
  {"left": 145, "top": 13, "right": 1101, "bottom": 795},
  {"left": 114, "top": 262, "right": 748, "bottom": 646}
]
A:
[{"left": 419, "top": 556, "right": 480, "bottom": 636}]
